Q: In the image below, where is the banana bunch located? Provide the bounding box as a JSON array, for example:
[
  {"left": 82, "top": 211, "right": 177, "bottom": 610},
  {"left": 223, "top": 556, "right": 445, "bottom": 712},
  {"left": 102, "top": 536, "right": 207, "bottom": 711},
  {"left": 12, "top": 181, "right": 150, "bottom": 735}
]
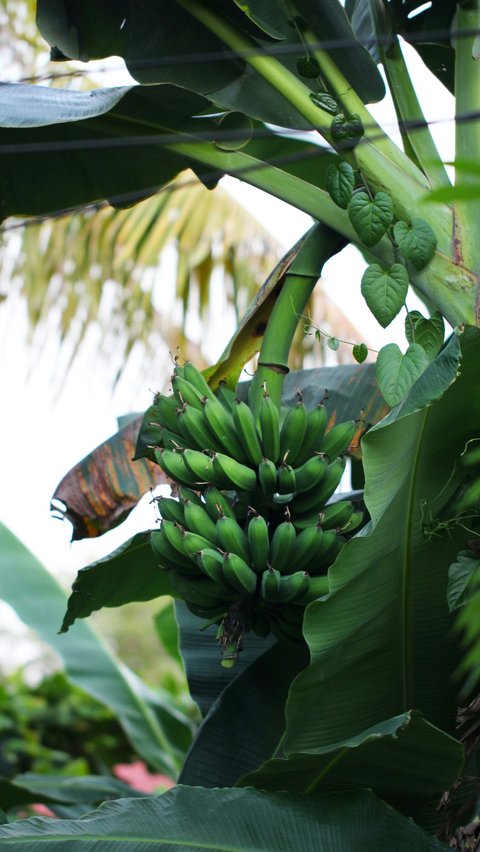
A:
[{"left": 148, "top": 361, "right": 365, "bottom": 664}]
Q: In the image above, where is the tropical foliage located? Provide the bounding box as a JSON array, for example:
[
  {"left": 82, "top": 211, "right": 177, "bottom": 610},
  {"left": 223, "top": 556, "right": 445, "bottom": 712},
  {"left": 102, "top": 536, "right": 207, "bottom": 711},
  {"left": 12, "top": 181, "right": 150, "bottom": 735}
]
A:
[{"left": 1, "top": 1, "right": 480, "bottom": 849}]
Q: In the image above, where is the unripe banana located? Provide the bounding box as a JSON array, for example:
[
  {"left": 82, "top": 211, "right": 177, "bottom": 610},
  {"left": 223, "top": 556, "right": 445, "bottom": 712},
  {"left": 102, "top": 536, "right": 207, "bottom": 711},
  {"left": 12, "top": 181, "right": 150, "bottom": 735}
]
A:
[
  {"left": 247, "top": 513, "right": 270, "bottom": 573},
  {"left": 178, "top": 486, "right": 203, "bottom": 506},
  {"left": 252, "top": 610, "right": 271, "bottom": 638},
  {"left": 268, "top": 604, "right": 304, "bottom": 643},
  {"left": 202, "top": 397, "right": 248, "bottom": 462},
  {"left": 279, "top": 395, "right": 308, "bottom": 465},
  {"left": 293, "top": 524, "right": 326, "bottom": 571},
  {"left": 293, "top": 403, "right": 328, "bottom": 466},
  {"left": 222, "top": 552, "right": 258, "bottom": 595},
  {"left": 232, "top": 398, "right": 263, "bottom": 466},
  {"left": 295, "top": 575, "right": 329, "bottom": 604},
  {"left": 158, "top": 427, "right": 185, "bottom": 452},
  {"left": 161, "top": 519, "right": 189, "bottom": 556},
  {"left": 258, "top": 457, "right": 277, "bottom": 494},
  {"left": 183, "top": 500, "right": 219, "bottom": 544},
  {"left": 212, "top": 452, "right": 257, "bottom": 492},
  {"left": 269, "top": 519, "right": 297, "bottom": 574},
  {"left": 319, "top": 420, "right": 357, "bottom": 460},
  {"left": 259, "top": 389, "right": 281, "bottom": 463},
  {"left": 319, "top": 500, "right": 354, "bottom": 530},
  {"left": 216, "top": 381, "right": 236, "bottom": 411},
  {"left": 196, "top": 548, "right": 235, "bottom": 596},
  {"left": 203, "top": 485, "right": 237, "bottom": 522},
  {"left": 183, "top": 448, "right": 221, "bottom": 485},
  {"left": 277, "top": 570, "right": 310, "bottom": 603},
  {"left": 183, "top": 361, "right": 217, "bottom": 402},
  {"left": 155, "top": 393, "right": 179, "bottom": 432},
  {"left": 290, "top": 457, "right": 346, "bottom": 515},
  {"left": 293, "top": 454, "right": 328, "bottom": 493},
  {"left": 187, "top": 601, "right": 229, "bottom": 621},
  {"left": 216, "top": 515, "right": 251, "bottom": 563},
  {"left": 276, "top": 462, "right": 296, "bottom": 495},
  {"left": 154, "top": 449, "right": 199, "bottom": 488},
  {"left": 169, "top": 571, "right": 225, "bottom": 608},
  {"left": 303, "top": 529, "right": 341, "bottom": 575},
  {"left": 157, "top": 496, "right": 185, "bottom": 525},
  {"left": 341, "top": 510, "right": 364, "bottom": 534},
  {"left": 176, "top": 404, "right": 221, "bottom": 453},
  {"left": 172, "top": 375, "right": 205, "bottom": 410},
  {"left": 150, "top": 528, "right": 195, "bottom": 573},
  {"left": 261, "top": 566, "right": 281, "bottom": 601},
  {"left": 181, "top": 529, "right": 218, "bottom": 557}
]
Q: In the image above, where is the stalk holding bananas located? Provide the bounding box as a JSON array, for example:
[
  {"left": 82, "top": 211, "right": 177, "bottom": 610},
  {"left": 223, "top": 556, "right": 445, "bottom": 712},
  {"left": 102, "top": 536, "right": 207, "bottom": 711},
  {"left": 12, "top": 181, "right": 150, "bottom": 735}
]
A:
[{"left": 148, "top": 361, "right": 365, "bottom": 666}]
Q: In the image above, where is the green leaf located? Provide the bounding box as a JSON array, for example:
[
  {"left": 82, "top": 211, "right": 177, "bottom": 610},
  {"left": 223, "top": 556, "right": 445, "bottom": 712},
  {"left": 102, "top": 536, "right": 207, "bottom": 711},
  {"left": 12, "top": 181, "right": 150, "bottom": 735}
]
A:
[
  {"left": 405, "top": 311, "right": 445, "bottom": 361},
  {"left": 330, "top": 112, "right": 364, "bottom": 150},
  {"left": 60, "top": 532, "right": 172, "bottom": 633},
  {"left": 376, "top": 343, "right": 430, "bottom": 407},
  {"left": 361, "top": 263, "right": 408, "bottom": 328},
  {"left": 0, "top": 785, "right": 449, "bottom": 850},
  {"left": 241, "top": 710, "right": 463, "bottom": 807},
  {"left": 180, "top": 641, "right": 308, "bottom": 787},
  {"left": 353, "top": 343, "right": 368, "bottom": 364},
  {"left": 214, "top": 111, "right": 253, "bottom": 151},
  {"left": 154, "top": 602, "right": 183, "bottom": 666},
  {"left": 348, "top": 191, "right": 394, "bottom": 246},
  {"left": 175, "top": 602, "right": 275, "bottom": 718},
  {"left": 0, "top": 522, "right": 189, "bottom": 775},
  {"left": 447, "top": 550, "right": 480, "bottom": 612},
  {"left": 326, "top": 162, "right": 355, "bottom": 209},
  {"left": 0, "top": 774, "right": 142, "bottom": 811},
  {"left": 393, "top": 219, "right": 437, "bottom": 270},
  {"left": 327, "top": 336, "right": 340, "bottom": 351}
]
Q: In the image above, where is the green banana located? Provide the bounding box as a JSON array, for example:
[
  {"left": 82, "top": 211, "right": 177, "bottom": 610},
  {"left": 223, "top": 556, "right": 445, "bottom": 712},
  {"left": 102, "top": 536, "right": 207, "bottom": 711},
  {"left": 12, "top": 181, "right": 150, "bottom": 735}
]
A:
[
  {"left": 319, "top": 500, "right": 354, "bottom": 530},
  {"left": 319, "top": 420, "right": 357, "bottom": 460},
  {"left": 181, "top": 529, "right": 218, "bottom": 557},
  {"left": 178, "top": 486, "right": 203, "bottom": 506},
  {"left": 247, "top": 513, "right": 270, "bottom": 573},
  {"left": 341, "top": 510, "right": 364, "bottom": 534},
  {"left": 293, "top": 403, "right": 329, "bottom": 466},
  {"left": 251, "top": 610, "right": 271, "bottom": 638},
  {"left": 212, "top": 452, "right": 257, "bottom": 492},
  {"left": 232, "top": 398, "right": 263, "bottom": 466},
  {"left": 292, "top": 524, "right": 326, "bottom": 571},
  {"left": 222, "top": 552, "right": 258, "bottom": 595},
  {"left": 259, "top": 388, "right": 281, "bottom": 463},
  {"left": 183, "top": 500, "right": 219, "bottom": 544},
  {"left": 269, "top": 520, "right": 296, "bottom": 574},
  {"left": 154, "top": 449, "right": 199, "bottom": 488},
  {"left": 196, "top": 548, "right": 233, "bottom": 594},
  {"left": 216, "top": 515, "right": 251, "bottom": 563},
  {"left": 276, "top": 462, "right": 296, "bottom": 495},
  {"left": 292, "top": 454, "right": 328, "bottom": 493},
  {"left": 279, "top": 395, "right": 308, "bottom": 465},
  {"left": 303, "top": 529, "right": 341, "bottom": 574},
  {"left": 186, "top": 601, "right": 229, "bottom": 621},
  {"left": 156, "top": 496, "right": 185, "bottom": 525},
  {"left": 261, "top": 566, "right": 281, "bottom": 601},
  {"left": 215, "top": 381, "right": 236, "bottom": 411},
  {"left": 277, "top": 570, "right": 310, "bottom": 603},
  {"left": 290, "top": 457, "right": 346, "bottom": 515},
  {"left": 258, "top": 458, "right": 277, "bottom": 494},
  {"left": 155, "top": 393, "right": 179, "bottom": 432},
  {"left": 183, "top": 361, "right": 217, "bottom": 402},
  {"left": 203, "top": 485, "right": 237, "bottom": 522},
  {"left": 158, "top": 427, "right": 185, "bottom": 452},
  {"left": 266, "top": 603, "right": 304, "bottom": 643},
  {"left": 295, "top": 575, "right": 329, "bottom": 604},
  {"left": 202, "top": 397, "right": 248, "bottom": 462},
  {"left": 150, "top": 528, "right": 196, "bottom": 573},
  {"left": 183, "top": 448, "right": 220, "bottom": 485},
  {"left": 161, "top": 519, "right": 189, "bottom": 556},
  {"left": 172, "top": 374, "right": 205, "bottom": 410},
  {"left": 176, "top": 404, "right": 221, "bottom": 453}
]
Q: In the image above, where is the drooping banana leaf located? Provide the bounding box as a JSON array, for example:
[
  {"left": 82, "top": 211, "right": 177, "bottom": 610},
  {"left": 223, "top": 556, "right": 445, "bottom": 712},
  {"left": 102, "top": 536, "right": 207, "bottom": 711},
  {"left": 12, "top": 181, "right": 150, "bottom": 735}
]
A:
[
  {"left": 0, "top": 784, "right": 449, "bottom": 850},
  {"left": 0, "top": 523, "right": 191, "bottom": 776},
  {"left": 239, "top": 330, "right": 476, "bottom": 818}
]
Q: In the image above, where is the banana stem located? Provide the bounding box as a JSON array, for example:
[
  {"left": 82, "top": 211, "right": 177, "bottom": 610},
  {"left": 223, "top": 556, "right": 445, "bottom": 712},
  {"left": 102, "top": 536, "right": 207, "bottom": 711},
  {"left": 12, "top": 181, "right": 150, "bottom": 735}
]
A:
[{"left": 248, "top": 224, "right": 345, "bottom": 417}]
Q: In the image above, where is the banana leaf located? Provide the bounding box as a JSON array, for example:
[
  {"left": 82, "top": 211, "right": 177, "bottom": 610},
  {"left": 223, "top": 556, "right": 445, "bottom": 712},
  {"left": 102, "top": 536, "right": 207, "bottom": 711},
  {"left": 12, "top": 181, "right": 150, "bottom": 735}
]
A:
[
  {"left": 239, "top": 330, "right": 475, "bottom": 819},
  {"left": 0, "top": 774, "right": 142, "bottom": 813},
  {"left": 0, "top": 784, "right": 449, "bottom": 850},
  {"left": 0, "top": 523, "right": 191, "bottom": 776}
]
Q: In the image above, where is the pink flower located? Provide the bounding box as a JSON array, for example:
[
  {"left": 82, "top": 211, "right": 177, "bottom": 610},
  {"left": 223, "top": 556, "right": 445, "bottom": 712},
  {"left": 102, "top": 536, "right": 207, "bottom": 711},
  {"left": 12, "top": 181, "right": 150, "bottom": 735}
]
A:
[{"left": 113, "top": 761, "right": 175, "bottom": 793}]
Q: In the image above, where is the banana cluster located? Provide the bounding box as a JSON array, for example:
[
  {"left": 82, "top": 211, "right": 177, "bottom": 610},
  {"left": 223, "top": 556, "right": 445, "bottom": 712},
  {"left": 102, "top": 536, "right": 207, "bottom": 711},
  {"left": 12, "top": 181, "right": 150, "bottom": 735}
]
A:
[{"left": 149, "top": 361, "right": 364, "bottom": 663}]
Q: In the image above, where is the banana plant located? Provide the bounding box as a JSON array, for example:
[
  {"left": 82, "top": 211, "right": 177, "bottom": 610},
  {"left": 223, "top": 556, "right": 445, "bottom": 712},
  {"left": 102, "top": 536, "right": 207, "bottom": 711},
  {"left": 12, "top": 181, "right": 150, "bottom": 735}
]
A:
[{"left": 2, "top": 0, "right": 480, "bottom": 847}]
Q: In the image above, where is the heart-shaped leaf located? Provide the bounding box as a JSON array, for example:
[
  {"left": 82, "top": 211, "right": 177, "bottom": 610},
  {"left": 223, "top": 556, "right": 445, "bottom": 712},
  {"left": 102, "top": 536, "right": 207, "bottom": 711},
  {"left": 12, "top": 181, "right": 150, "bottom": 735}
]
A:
[
  {"left": 376, "top": 343, "right": 430, "bottom": 406},
  {"left": 352, "top": 343, "right": 368, "bottom": 364},
  {"left": 330, "top": 112, "right": 364, "bottom": 149},
  {"left": 348, "top": 191, "right": 394, "bottom": 246},
  {"left": 326, "top": 161, "right": 355, "bottom": 209},
  {"left": 361, "top": 263, "right": 408, "bottom": 328},
  {"left": 405, "top": 311, "right": 445, "bottom": 360},
  {"left": 447, "top": 550, "right": 480, "bottom": 612},
  {"left": 393, "top": 218, "right": 437, "bottom": 270}
]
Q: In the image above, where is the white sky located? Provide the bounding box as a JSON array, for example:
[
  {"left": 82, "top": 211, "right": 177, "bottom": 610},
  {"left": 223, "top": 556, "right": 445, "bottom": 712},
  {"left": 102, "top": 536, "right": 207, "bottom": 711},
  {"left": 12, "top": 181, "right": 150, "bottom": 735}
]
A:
[{"left": 0, "top": 39, "right": 455, "bottom": 659}]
